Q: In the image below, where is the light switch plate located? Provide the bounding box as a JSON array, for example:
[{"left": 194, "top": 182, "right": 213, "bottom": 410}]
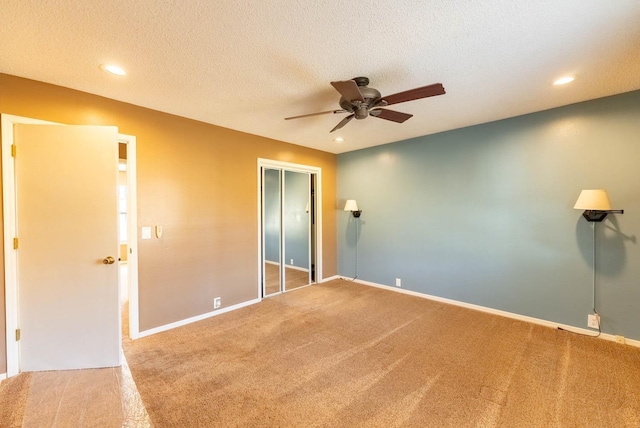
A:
[{"left": 141, "top": 227, "right": 151, "bottom": 240}]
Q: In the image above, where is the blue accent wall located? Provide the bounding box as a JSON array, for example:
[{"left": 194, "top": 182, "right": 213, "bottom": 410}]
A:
[{"left": 338, "top": 90, "right": 640, "bottom": 340}]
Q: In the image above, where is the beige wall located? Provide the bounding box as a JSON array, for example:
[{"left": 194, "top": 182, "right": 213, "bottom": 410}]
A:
[{"left": 0, "top": 73, "right": 337, "bottom": 373}]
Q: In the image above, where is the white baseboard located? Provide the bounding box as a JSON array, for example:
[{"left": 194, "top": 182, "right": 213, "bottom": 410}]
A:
[
  {"left": 265, "top": 260, "right": 309, "bottom": 273},
  {"left": 286, "top": 264, "right": 309, "bottom": 272},
  {"left": 138, "top": 298, "right": 261, "bottom": 338},
  {"left": 320, "top": 275, "right": 340, "bottom": 283},
  {"left": 343, "top": 277, "right": 640, "bottom": 349},
  {"left": 0, "top": 372, "right": 6, "bottom": 383}
]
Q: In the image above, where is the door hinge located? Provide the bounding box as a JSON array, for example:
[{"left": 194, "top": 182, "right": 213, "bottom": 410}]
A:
[
  {"left": 16, "top": 329, "right": 21, "bottom": 341},
  {"left": 13, "top": 237, "right": 19, "bottom": 249},
  {"left": 11, "top": 144, "right": 16, "bottom": 157}
]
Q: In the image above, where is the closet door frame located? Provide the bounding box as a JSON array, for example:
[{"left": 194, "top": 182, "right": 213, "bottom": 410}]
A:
[{"left": 257, "top": 159, "right": 322, "bottom": 298}]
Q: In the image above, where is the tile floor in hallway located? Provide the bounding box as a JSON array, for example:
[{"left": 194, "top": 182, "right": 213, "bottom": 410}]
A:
[
  {"left": 0, "top": 356, "right": 151, "bottom": 428},
  {"left": 1, "top": 263, "right": 151, "bottom": 427},
  {"left": 19, "top": 354, "right": 150, "bottom": 428}
]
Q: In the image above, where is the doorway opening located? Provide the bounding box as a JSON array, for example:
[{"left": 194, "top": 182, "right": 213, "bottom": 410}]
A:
[{"left": 118, "top": 142, "right": 137, "bottom": 340}]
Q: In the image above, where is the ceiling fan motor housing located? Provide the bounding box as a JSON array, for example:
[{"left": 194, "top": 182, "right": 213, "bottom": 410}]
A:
[{"left": 339, "top": 85, "right": 382, "bottom": 119}]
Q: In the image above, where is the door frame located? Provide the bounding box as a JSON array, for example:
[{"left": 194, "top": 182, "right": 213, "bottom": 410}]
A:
[
  {"left": 1, "top": 114, "right": 140, "bottom": 378},
  {"left": 257, "top": 159, "right": 322, "bottom": 298}
]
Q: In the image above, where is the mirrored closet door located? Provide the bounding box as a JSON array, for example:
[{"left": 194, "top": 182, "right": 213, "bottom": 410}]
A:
[{"left": 261, "top": 167, "right": 314, "bottom": 297}]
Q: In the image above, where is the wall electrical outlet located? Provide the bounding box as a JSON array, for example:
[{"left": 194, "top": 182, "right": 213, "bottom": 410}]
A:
[
  {"left": 290, "top": 259, "right": 294, "bottom": 265},
  {"left": 395, "top": 278, "right": 401, "bottom": 287},
  {"left": 214, "top": 297, "right": 221, "bottom": 309},
  {"left": 615, "top": 335, "right": 626, "bottom": 345},
  {"left": 587, "top": 314, "right": 600, "bottom": 329}
]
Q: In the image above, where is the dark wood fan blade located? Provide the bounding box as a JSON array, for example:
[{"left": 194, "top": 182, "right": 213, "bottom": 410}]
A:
[
  {"left": 331, "top": 80, "right": 365, "bottom": 103},
  {"left": 381, "top": 83, "right": 445, "bottom": 106},
  {"left": 285, "top": 109, "right": 347, "bottom": 120},
  {"left": 330, "top": 114, "right": 355, "bottom": 133},
  {"left": 371, "top": 109, "right": 413, "bottom": 123}
]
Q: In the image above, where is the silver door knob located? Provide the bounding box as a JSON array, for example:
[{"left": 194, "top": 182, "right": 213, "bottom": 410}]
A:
[{"left": 103, "top": 256, "right": 116, "bottom": 265}]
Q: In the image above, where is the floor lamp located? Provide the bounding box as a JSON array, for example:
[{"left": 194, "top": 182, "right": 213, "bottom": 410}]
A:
[
  {"left": 344, "top": 200, "right": 361, "bottom": 280},
  {"left": 573, "top": 189, "right": 624, "bottom": 335}
]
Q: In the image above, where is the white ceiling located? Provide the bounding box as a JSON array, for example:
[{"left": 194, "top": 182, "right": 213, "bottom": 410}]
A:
[{"left": 1, "top": 1, "right": 639, "bottom": 154}]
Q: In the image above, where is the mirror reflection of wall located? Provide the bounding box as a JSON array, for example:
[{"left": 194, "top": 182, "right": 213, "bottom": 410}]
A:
[
  {"left": 284, "top": 171, "right": 310, "bottom": 291},
  {"left": 263, "top": 169, "right": 281, "bottom": 296}
]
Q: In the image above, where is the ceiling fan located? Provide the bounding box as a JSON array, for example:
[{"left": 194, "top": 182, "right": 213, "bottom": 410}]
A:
[{"left": 285, "top": 77, "right": 445, "bottom": 133}]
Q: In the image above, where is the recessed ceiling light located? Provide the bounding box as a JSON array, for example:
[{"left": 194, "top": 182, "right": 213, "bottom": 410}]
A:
[
  {"left": 100, "top": 64, "right": 127, "bottom": 76},
  {"left": 553, "top": 76, "right": 574, "bottom": 86},
  {"left": 334, "top": 137, "right": 344, "bottom": 143}
]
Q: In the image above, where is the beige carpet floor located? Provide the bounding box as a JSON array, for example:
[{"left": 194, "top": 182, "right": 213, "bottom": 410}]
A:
[{"left": 123, "top": 279, "right": 640, "bottom": 427}]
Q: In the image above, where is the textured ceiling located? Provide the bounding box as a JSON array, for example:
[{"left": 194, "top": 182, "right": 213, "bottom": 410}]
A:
[{"left": 1, "top": 1, "right": 639, "bottom": 154}]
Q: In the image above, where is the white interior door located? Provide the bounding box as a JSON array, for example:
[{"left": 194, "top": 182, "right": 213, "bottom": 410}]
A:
[{"left": 15, "top": 124, "right": 121, "bottom": 371}]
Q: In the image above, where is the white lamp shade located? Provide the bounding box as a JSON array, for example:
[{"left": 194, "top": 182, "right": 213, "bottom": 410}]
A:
[
  {"left": 344, "top": 199, "right": 359, "bottom": 211},
  {"left": 574, "top": 189, "right": 611, "bottom": 211}
]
